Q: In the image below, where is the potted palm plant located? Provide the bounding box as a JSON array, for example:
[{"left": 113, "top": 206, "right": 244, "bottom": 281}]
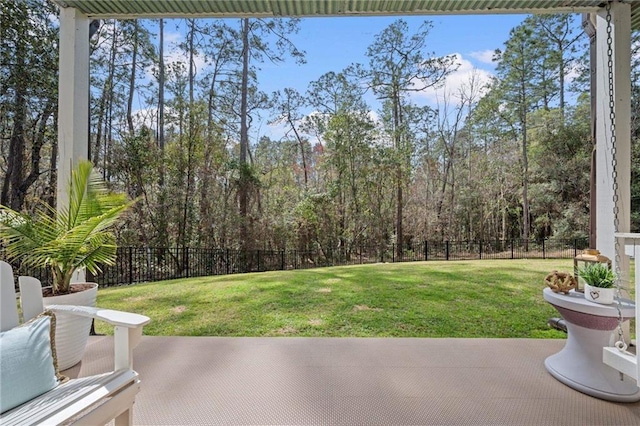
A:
[
  {"left": 0, "top": 160, "right": 133, "bottom": 368},
  {"left": 578, "top": 263, "right": 616, "bottom": 305}
]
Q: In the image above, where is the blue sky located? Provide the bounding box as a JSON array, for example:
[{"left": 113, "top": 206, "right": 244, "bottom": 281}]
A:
[
  {"left": 151, "top": 13, "right": 563, "bottom": 140},
  {"left": 257, "top": 14, "right": 528, "bottom": 96},
  {"left": 252, "top": 14, "right": 530, "bottom": 138}
]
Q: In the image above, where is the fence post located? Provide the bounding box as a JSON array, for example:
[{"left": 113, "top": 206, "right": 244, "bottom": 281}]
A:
[
  {"left": 294, "top": 250, "right": 298, "bottom": 270},
  {"left": 574, "top": 239, "right": 577, "bottom": 257},
  {"left": 360, "top": 246, "right": 363, "bottom": 264},
  {"left": 392, "top": 244, "right": 395, "bottom": 263},
  {"left": 147, "top": 247, "right": 152, "bottom": 282},
  {"left": 185, "top": 247, "right": 190, "bottom": 278},
  {"left": 511, "top": 240, "right": 514, "bottom": 260},
  {"left": 257, "top": 249, "right": 261, "bottom": 272},
  {"left": 446, "top": 241, "right": 450, "bottom": 261},
  {"left": 128, "top": 247, "right": 133, "bottom": 284},
  {"left": 479, "top": 240, "right": 483, "bottom": 260},
  {"left": 226, "top": 249, "right": 230, "bottom": 275},
  {"left": 281, "top": 250, "right": 285, "bottom": 270},
  {"left": 542, "top": 239, "right": 546, "bottom": 259},
  {"left": 424, "top": 241, "right": 428, "bottom": 261}
]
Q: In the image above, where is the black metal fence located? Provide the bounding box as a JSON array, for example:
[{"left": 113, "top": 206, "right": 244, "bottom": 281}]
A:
[{"left": 3, "top": 238, "right": 588, "bottom": 287}]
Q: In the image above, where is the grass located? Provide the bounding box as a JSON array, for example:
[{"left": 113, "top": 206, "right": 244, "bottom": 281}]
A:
[{"left": 94, "top": 259, "right": 581, "bottom": 339}]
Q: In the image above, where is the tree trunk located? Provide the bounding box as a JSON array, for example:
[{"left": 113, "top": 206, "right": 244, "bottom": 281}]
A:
[
  {"left": 102, "top": 22, "right": 117, "bottom": 182},
  {"left": 16, "top": 100, "right": 55, "bottom": 209},
  {"left": 178, "top": 19, "right": 197, "bottom": 250},
  {"left": 158, "top": 19, "right": 165, "bottom": 155},
  {"left": 522, "top": 104, "right": 530, "bottom": 251},
  {"left": 239, "top": 18, "right": 251, "bottom": 249},
  {"left": 289, "top": 121, "right": 309, "bottom": 189},
  {"left": 2, "top": 20, "right": 27, "bottom": 209},
  {"left": 94, "top": 88, "right": 106, "bottom": 165},
  {"left": 155, "top": 18, "right": 168, "bottom": 248},
  {"left": 3, "top": 84, "right": 26, "bottom": 209},
  {"left": 392, "top": 87, "right": 403, "bottom": 259},
  {"left": 126, "top": 21, "right": 138, "bottom": 135},
  {"left": 559, "top": 49, "right": 565, "bottom": 119},
  {"left": 46, "top": 113, "right": 59, "bottom": 210}
]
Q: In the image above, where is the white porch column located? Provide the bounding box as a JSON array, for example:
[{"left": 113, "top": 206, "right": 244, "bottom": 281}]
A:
[
  {"left": 595, "top": 2, "right": 631, "bottom": 281},
  {"left": 57, "top": 7, "right": 90, "bottom": 210}
]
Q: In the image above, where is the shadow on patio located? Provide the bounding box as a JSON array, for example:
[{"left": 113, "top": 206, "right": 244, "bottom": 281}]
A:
[{"left": 64, "top": 336, "right": 640, "bottom": 425}]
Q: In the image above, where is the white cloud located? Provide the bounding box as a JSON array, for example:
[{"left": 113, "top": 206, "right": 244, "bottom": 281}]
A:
[
  {"left": 413, "top": 53, "right": 493, "bottom": 107},
  {"left": 564, "top": 62, "right": 581, "bottom": 84},
  {"left": 164, "top": 31, "right": 183, "bottom": 46},
  {"left": 129, "top": 107, "right": 158, "bottom": 131},
  {"left": 367, "top": 110, "right": 381, "bottom": 125},
  {"left": 166, "top": 46, "right": 207, "bottom": 77},
  {"left": 469, "top": 50, "right": 496, "bottom": 65},
  {"left": 145, "top": 31, "right": 208, "bottom": 81},
  {"left": 262, "top": 119, "right": 289, "bottom": 141}
]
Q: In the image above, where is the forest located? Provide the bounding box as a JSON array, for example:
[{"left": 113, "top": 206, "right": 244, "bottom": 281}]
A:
[{"left": 2, "top": 0, "right": 640, "bottom": 260}]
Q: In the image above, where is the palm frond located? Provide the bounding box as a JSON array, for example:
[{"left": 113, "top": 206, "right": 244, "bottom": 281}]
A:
[
  {"left": 75, "top": 237, "right": 118, "bottom": 275},
  {"left": 0, "top": 207, "right": 43, "bottom": 259},
  {"left": 0, "top": 160, "right": 134, "bottom": 293},
  {"left": 67, "top": 161, "right": 93, "bottom": 229}
]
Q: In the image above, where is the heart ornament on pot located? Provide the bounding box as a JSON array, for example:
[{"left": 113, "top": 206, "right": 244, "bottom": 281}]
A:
[{"left": 584, "top": 283, "right": 614, "bottom": 304}]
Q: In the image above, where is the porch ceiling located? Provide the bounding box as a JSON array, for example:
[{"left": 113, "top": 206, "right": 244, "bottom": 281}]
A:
[{"left": 55, "top": 1, "right": 640, "bottom": 29}]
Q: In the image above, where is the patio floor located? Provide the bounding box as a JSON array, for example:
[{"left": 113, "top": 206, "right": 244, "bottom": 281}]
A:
[{"left": 65, "top": 336, "right": 640, "bottom": 425}]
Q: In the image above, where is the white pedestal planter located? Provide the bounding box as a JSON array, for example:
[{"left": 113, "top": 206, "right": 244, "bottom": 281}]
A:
[
  {"left": 543, "top": 288, "right": 639, "bottom": 402},
  {"left": 584, "top": 283, "right": 615, "bottom": 305},
  {"left": 42, "top": 283, "right": 98, "bottom": 370}
]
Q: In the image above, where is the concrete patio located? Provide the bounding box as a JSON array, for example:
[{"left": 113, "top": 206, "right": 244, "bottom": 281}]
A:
[{"left": 64, "top": 336, "right": 640, "bottom": 425}]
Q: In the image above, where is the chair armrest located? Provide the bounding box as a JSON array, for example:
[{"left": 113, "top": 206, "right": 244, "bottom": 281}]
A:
[
  {"left": 45, "top": 305, "right": 150, "bottom": 328},
  {"left": 47, "top": 305, "right": 150, "bottom": 370}
]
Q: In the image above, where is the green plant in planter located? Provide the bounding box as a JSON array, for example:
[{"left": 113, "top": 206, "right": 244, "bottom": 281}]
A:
[
  {"left": 0, "top": 161, "right": 134, "bottom": 295},
  {"left": 577, "top": 263, "right": 616, "bottom": 288}
]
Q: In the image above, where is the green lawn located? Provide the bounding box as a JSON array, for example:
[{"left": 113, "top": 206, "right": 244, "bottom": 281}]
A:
[{"left": 95, "top": 259, "right": 579, "bottom": 338}]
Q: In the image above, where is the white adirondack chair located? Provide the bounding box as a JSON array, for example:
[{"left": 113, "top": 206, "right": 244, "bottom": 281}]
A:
[{"left": 0, "top": 260, "right": 150, "bottom": 425}]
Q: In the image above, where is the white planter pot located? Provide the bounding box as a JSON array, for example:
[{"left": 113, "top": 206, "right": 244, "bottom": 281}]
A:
[
  {"left": 584, "top": 283, "right": 615, "bottom": 305},
  {"left": 42, "top": 283, "right": 98, "bottom": 370}
]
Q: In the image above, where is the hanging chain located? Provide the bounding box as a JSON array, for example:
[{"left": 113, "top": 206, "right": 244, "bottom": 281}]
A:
[{"left": 605, "top": 3, "right": 627, "bottom": 353}]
